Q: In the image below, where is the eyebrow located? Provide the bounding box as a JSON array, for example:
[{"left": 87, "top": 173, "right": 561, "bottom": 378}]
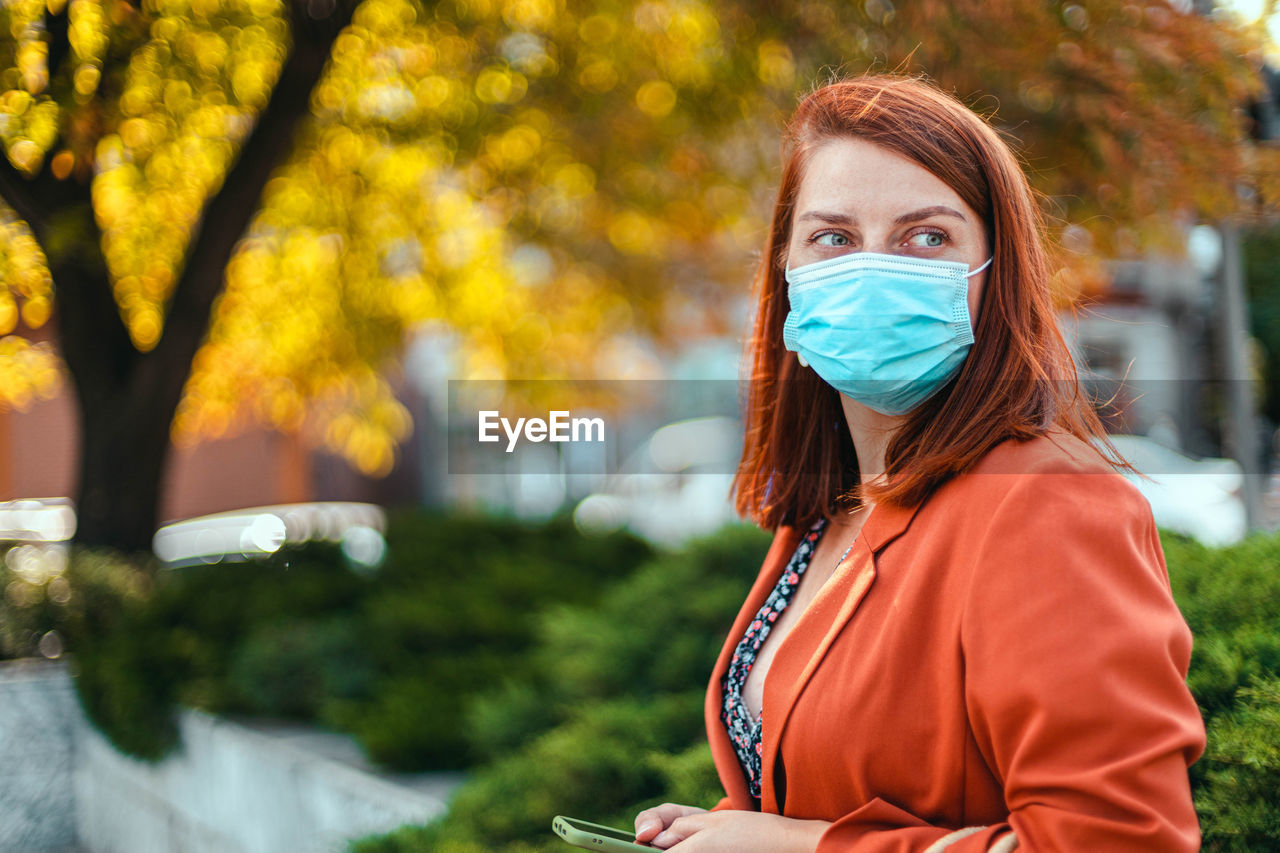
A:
[{"left": 795, "top": 205, "right": 969, "bottom": 226}]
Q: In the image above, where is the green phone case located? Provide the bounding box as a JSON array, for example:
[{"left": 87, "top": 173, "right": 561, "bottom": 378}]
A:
[{"left": 552, "top": 815, "right": 654, "bottom": 851}]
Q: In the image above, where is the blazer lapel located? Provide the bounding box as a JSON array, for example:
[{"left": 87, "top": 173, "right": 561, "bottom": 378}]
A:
[
  {"left": 758, "top": 499, "right": 924, "bottom": 814},
  {"left": 705, "top": 524, "right": 804, "bottom": 809}
]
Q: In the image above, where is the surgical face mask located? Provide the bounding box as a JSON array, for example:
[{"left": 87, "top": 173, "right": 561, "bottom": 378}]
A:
[{"left": 782, "top": 251, "right": 993, "bottom": 416}]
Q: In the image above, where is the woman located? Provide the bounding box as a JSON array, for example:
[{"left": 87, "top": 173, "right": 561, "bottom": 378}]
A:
[{"left": 632, "top": 75, "right": 1206, "bottom": 851}]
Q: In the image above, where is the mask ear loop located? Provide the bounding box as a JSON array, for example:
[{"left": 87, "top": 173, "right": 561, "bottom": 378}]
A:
[{"left": 966, "top": 257, "right": 994, "bottom": 278}]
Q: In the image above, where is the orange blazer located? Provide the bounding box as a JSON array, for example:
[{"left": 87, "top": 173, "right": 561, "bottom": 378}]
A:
[{"left": 705, "top": 433, "right": 1206, "bottom": 851}]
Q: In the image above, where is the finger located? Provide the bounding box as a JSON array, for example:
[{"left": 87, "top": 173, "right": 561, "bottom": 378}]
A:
[
  {"left": 634, "top": 807, "right": 668, "bottom": 840},
  {"left": 635, "top": 804, "right": 690, "bottom": 841},
  {"left": 648, "top": 831, "right": 680, "bottom": 850},
  {"left": 651, "top": 814, "right": 706, "bottom": 849},
  {"left": 635, "top": 819, "right": 661, "bottom": 843}
]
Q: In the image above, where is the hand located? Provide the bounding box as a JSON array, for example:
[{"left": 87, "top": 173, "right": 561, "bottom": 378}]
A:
[
  {"left": 635, "top": 807, "right": 830, "bottom": 852},
  {"left": 634, "top": 803, "right": 707, "bottom": 845}
]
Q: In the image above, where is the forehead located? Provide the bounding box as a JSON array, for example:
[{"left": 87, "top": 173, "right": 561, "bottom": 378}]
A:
[{"left": 793, "top": 136, "right": 972, "bottom": 219}]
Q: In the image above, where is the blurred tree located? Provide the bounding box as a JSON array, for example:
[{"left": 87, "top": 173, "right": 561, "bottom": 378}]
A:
[
  {"left": 0, "top": 0, "right": 370, "bottom": 551},
  {"left": 0, "top": 0, "right": 1273, "bottom": 552}
]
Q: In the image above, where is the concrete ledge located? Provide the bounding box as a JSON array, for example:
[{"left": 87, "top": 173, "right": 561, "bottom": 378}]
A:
[
  {"left": 0, "top": 659, "right": 460, "bottom": 853},
  {"left": 0, "top": 659, "right": 80, "bottom": 852}
]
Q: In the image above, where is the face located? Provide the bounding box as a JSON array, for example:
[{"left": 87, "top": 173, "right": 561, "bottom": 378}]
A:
[{"left": 786, "top": 136, "right": 990, "bottom": 322}]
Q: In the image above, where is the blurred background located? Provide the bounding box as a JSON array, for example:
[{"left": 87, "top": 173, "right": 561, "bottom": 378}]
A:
[
  {"left": 2, "top": 0, "right": 1280, "bottom": 553},
  {"left": 1, "top": 0, "right": 1280, "bottom": 851}
]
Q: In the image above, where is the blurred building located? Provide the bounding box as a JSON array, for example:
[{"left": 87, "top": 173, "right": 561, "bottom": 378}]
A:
[
  {"left": 0, "top": 326, "right": 425, "bottom": 532},
  {"left": 1060, "top": 257, "right": 1218, "bottom": 455},
  {"left": 1064, "top": 228, "right": 1274, "bottom": 531}
]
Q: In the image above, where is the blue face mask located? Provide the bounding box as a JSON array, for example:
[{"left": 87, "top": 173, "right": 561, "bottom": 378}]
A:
[{"left": 783, "top": 251, "right": 993, "bottom": 416}]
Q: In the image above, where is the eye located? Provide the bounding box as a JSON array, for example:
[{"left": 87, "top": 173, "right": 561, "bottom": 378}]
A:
[
  {"left": 811, "top": 231, "right": 851, "bottom": 247},
  {"left": 905, "top": 229, "right": 946, "bottom": 249}
]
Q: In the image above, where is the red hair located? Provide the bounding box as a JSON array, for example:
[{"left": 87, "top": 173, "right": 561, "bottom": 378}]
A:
[{"left": 733, "top": 74, "right": 1115, "bottom": 531}]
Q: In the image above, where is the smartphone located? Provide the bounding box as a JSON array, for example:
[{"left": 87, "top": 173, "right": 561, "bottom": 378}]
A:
[{"left": 552, "top": 815, "right": 655, "bottom": 851}]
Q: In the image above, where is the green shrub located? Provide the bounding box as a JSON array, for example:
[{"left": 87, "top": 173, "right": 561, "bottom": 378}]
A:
[
  {"left": 328, "top": 511, "right": 653, "bottom": 768},
  {"left": 645, "top": 740, "right": 727, "bottom": 809},
  {"left": 359, "top": 693, "right": 709, "bottom": 853},
  {"left": 354, "top": 523, "right": 773, "bottom": 853},
  {"left": 72, "top": 621, "right": 183, "bottom": 761},
  {"left": 228, "top": 615, "right": 373, "bottom": 719},
  {"left": 0, "top": 545, "right": 66, "bottom": 660},
  {"left": 336, "top": 659, "right": 510, "bottom": 770},
  {"left": 442, "top": 694, "right": 704, "bottom": 846},
  {"left": 1164, "top": 532, "right": 1280, "bottom": 645},
  {"left": 465, "top": 523, "right": 771, "bottom": 763},
  {"left": 1163, "top": 531, "right": 1280, "bottom": 849},
  {"left": 1, "top": 511, "right": 654, "bottom": 769},
  {"left": 59, "top": 549, "right": 180, "bottom": 761},
  {"left": 1195, "top": 677, "right": 1280, "bottom": 851},
  {"left": 465, "top": 678, "right": 561, "bottom": 762}
]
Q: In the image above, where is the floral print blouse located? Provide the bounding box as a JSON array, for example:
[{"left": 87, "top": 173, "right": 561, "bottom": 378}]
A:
[{"left": 720, "top": 516, "right": 857, "bottom": 801}]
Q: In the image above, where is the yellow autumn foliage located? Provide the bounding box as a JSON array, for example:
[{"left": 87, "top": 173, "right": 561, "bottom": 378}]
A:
[{"left": 0, "top": 0, "right": 1275, "bottom": 477}]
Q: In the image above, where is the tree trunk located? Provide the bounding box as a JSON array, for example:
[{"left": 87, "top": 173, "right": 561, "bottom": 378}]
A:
[
  {"left": 48, "top": 202, "right": 184, "bottom": 552},
  {"left": 70, "top": 364, "right": 183, "bottom": 552}
]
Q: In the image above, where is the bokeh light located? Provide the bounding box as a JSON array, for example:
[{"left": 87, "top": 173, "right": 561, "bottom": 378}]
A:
[{"left": 0, "top": 0, "right": 1276, "bottom": 469}]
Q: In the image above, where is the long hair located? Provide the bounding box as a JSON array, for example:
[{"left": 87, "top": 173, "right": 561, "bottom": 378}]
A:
[{"left": 733, "top": 74, "right": 1115, "bottom": 531}]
